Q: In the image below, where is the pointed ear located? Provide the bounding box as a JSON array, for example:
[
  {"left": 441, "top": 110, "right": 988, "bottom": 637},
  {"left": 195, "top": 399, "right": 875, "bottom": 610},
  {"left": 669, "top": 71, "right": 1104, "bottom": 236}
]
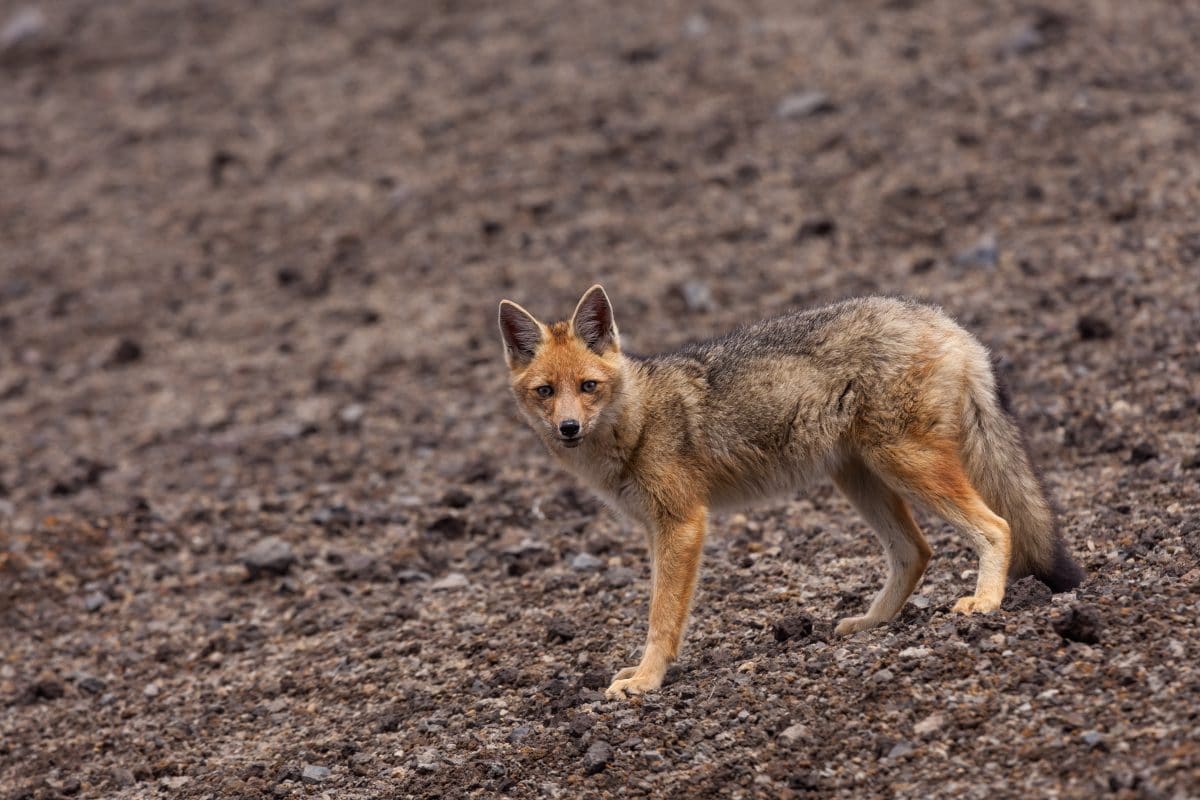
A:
[
  {"left": 498, "top": 300, "right": 544, "bottom": 367},
  {"left": 571, "top": 285, "right": 619, "bottom": 354}
]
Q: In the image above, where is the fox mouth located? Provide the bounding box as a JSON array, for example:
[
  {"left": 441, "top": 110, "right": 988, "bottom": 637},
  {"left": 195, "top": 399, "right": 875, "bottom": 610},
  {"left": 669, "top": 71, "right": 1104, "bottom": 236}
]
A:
[{"left": 558, "top": 436, "right": 583, "bottom": 448}]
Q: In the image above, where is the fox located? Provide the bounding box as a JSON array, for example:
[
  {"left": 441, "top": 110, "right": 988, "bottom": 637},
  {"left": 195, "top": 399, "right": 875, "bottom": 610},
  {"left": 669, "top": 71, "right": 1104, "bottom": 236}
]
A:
[{"left": 497, "top": 285, "right": 1084, "bottom": 700}]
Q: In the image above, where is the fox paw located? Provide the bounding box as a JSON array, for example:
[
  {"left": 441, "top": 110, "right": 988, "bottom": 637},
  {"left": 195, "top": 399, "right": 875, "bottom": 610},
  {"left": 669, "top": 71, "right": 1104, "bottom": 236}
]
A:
[
  {"left": 952, "top": 595, "right": 1001, "bottom": 615},
  {"left": 605, "top": 668, "right": 662, "bottom": 700},
  {"left": 834, "top": 615, "right": 880, "bottom": 636}
]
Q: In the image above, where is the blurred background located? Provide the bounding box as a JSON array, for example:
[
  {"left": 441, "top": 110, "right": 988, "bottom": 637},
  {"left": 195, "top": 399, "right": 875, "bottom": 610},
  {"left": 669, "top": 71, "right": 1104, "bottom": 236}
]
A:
[{"left": 2, "top": 1, "right": 1198, "bottom": 797}]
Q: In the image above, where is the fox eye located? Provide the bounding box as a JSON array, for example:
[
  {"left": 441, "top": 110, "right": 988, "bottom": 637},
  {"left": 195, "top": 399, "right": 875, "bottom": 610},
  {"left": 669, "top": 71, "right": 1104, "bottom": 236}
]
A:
[
  {"left": 580, "top": 380, "right": 598, "bottom": 393},
  {"left": 535, "top": 385, "right": 554, "bottom": 398}
]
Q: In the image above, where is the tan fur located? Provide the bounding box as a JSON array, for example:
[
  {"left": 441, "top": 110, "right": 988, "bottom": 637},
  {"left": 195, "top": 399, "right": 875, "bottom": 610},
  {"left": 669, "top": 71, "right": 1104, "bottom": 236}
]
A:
[{"left": 498, "top": 287, "right": 1082, "bottom": 699}]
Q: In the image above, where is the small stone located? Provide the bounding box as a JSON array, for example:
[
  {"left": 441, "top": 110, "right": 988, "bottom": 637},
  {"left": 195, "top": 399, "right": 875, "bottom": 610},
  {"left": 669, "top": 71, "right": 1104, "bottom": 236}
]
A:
[
  {"left": 778, "top": 723, "right": 810, "bottom": 746},
  {"left": 75, "top": 674, "right": 106, "bottom": 694},
  {"left": 772, "top": 614, "right": 814, "bottom": 643},
  {"left": 161, "top": 776, "right": 190, "bottom": 789},
  {"left": 898, "top": 646, "right": 931, "bottom": 659},
  {"left": 1129, "top": 442, "right": 1157, "bottom": 464},
  {"left": 675, "top": 281, "right": 716, "bottom": 312},
  {"left": 872, "top": 668, "right": 895, "bottom": 683},
  {"left": 909, "top": 594, "right": 931, "bottom": 609},
  {"left": 338, "top": 404, "right": 364, "bottom": 425},
  {"left": 546, "top": 618, "right": 576, "bottom": 643},
  {"left": 886, "top": 740, "right": 915, "bottom": 759},
  {"left": 108, "top": 338, "right": 143, "bottom": 366},
  {"left": 143, "top": 682, "right": 161, "bottom": 698},
  {"left": 953, "top": 233, "right": 998, "bottom": 268},
  {"left": 241, "top": 536, "right": 296, "bottom": 579},
  {"left": 29, "top": 678, "right": 63, "bottom": 702},
  {"left": 1080, "top": 730, "right": 1105, "bottom": 749},
  {"left": 506, "top": 725, "right": 533, "bottom": 744},
  {"left": 570, "top": 552, "right": 604, "bottom": 571},
  {"left": 1053, "top": 604, "right": 1103, "bottom": 644},
  {"left": 605, "top": 567, "right": 635, "bottom": 588},
  {"left": 1003, "top": 575, "right": 1053, "bottom": 610},
  {"left": 913, "top": 713, "right": 944, "bottom": 736},
  {"left": 430, "top": 572, "right": 469, "bottom": 591},
  {"left": 583, "top": 740, "right": 613, "bottom": 775},
  {"left": 682, "top": 13, "right": 708, "bottom": 38},
  {"left": 301, "top": 764, "right": 330, "bottom": 783},
  {"left": 776, "top": 90, "right": 834, "bottom": 119},
  {"left": 84, "top": 591, "right": 107, "bottom": 612},
  {"left": 1, "top": 8, "right": 45, "bottom": 51},
  {"left": 415, "top": 750, "right": 440, "bottom": 773},
  {"left": 1077, "top": 314, "right": 1114, "bottom": 341},
  {"left": 440, "top": 488, "right": 472, "bottom": 508}
]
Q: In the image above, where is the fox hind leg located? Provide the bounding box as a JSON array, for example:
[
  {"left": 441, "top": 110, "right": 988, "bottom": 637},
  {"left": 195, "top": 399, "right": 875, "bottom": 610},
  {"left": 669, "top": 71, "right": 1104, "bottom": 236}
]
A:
[
  {"left": 832, "top": 457, "right": 932, "bottom": 635},
  {"left": 871, "top": 440, "right": 1012, "bottom": 615}
]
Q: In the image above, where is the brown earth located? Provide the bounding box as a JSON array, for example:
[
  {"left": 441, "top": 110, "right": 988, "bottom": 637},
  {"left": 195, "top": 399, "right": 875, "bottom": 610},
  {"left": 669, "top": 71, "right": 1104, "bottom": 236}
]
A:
[{"left": 2, "top": 1, "right": 1199, "bottom": 798}]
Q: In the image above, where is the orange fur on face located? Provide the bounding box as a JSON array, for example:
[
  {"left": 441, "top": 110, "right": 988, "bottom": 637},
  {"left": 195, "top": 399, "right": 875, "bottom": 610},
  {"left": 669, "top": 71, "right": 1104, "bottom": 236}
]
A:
[{"left": 510, "top": 322, "right": 623, "bottom": 438}]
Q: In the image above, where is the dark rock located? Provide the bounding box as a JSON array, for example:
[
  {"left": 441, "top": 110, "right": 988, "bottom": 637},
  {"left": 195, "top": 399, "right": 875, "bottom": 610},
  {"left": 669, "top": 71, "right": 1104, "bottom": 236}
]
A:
[
  {"left": 583, "top": 740, "right": 613, "bottom": 775},
  {"left": 795, "top": 219, "right": 836, "bottom": 242},
  {"left": 312, "top": 504, "right": 361, "bottom": 533},
  {"left": 1129, "top": 442, "right": 1158, "bottom": 464},
  {"left": 578, "top": 669, "right": 609, "bottom": 691},
  {"left": 567, "top": 714, "right": 595, "bottom": 738},
  {"left": 1182, "top": 452, "right": 1200, "bottom": 470},
  {"left": 1053, "top": 604, "right": 1103, "bottom": 644},
  {"left": 772, "top": 614, "right": 814, "bottom": 643},
  {"left": 75, "top": 674, "right": 106, "bottom": 694},
  {"left": 241, "top": 536, "right": 296, "bottom": 579},
  {"left": 1003, "top": 575, "right": 1053, "bottom": 610},
  {"left": 28, "top": 678, "right": 64, "bottom": 702},
  {"left": 428, "top": 515, "right": 467, "bottom": 539},
  {"left": 1077, "top": 315, "right": 1113, "bottom": 341},
  {"left": 109, "top": 338, "right": 143, "bottom": 366},
  {"left": 546, "top": 618, "right": 576, "bottom": 643},
  {"left": 440, "top": 488, "right": 472, "bottom": 509}
]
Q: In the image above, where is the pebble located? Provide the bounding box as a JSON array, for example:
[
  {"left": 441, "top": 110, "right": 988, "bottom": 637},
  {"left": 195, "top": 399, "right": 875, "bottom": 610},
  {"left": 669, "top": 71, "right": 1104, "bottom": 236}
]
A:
[
  {"left": 1080, "top": 730, "right": 1105, "bottom": 749},
  {"left": 886, "top": 740, "right": 915, "bottom": 759},
  {"left": 83, "top": 591, "right": 106, "bottom": 612},
  {"left": 1003, "top": 575, "right": 1053, "bottom": 610},
  {"left": 776, "top": 90, "right": 834, "bottom": 119},
  {"left": 898, "top": 646, "right": 931, "bottom": 659},
  {"left": 570, "top": 552, "right": 604, "bottom": 571},
  {"left": 1053, "top": 604, "right": 1103, "bottom": 644},
  {"left": 1077, "top": 314, "right": 1114, "bottom": 341},
  {"left": 913, "top": 713, "right": 944, "bottom": 736},
  {"left": 772, "top": 614, "right": 814, "bottom": 643},
  {"left": 507, "top": 725, "right": 533, "bottom": 744},
  {"left": 431, "top": 572, "right": 469, "bottom": 591},
  {"left": 301, "top": 764, "right": 330, "bottom": 783},
  {"left": 241, "top": 536, "right": 296, "bottom": 579},
  {"left": 415, "top": 750, "right": 440, "bottom": 773},
  {"left": 1, "top": 7, "right": 45, "bottom": 51},
  {"left": 143, "top": 682, "right": 161, "bottom": 698},
  {"left": 583, "top": 740, "right": 613, "bottom": 774},
  {"left": 778, "top": 723, "right": 810, "bottom": 745},
  {"left": 605, "top": 567, "right": 635, "bottom": 588},
  {"left": 676, "top": 281, "right": 716, "bottom": 312},
  {"left": 953, "top": 233, "right": 998, "bottom": 268}
]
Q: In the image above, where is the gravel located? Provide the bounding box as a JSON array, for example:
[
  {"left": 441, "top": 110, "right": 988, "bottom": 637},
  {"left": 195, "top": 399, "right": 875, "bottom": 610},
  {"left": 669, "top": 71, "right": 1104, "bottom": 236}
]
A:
[{"left": 1, "top": 1, "right": 1198, "bottom": 798}]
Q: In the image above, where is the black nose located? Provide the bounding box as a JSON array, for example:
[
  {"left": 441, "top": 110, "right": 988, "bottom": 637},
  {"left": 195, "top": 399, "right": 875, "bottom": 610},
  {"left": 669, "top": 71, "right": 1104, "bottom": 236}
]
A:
[{"left": 559, "top": 419, "right": 581, "bottom": 438}]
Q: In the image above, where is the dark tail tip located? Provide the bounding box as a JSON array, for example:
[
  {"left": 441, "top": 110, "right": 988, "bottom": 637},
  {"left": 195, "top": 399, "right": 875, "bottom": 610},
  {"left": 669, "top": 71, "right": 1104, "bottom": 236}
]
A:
[{"left": 1036, "top": 535, "right": 1086, "bottom": 593}]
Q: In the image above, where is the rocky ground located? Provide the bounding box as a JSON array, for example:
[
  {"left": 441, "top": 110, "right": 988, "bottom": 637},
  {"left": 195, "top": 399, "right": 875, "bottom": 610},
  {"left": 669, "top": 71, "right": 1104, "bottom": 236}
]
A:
[{"left": 2, "top": 0, "right": 1199, "bottom": 797}]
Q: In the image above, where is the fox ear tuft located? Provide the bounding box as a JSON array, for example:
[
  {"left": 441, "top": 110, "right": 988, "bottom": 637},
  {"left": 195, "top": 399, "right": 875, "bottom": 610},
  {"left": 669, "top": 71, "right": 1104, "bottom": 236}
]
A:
[
  {"left": 571, "top": 285, "right": 619, "bottom": 354},
  {"left": 498, "top": 300, "right": 543, "bottom": 366}
]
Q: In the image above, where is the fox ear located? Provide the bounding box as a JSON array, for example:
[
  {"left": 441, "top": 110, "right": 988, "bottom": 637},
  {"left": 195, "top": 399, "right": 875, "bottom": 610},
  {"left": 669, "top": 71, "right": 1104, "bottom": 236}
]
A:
[
  {"left": 498, "top": 300, "right": 544, "bottom": 366},
  {"left": 571, "top": 285, "right": 619, "bottom": 354}
]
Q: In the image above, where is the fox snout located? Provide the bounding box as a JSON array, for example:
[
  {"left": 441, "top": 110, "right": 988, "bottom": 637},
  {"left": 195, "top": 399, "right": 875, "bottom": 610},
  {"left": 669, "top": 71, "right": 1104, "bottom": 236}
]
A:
[{"left": 558, "top": 419, "right": 581, "bottom": 438}]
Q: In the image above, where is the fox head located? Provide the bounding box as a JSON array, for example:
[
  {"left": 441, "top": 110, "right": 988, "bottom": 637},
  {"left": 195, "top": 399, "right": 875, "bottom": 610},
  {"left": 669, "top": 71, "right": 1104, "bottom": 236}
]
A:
[{"left": 498, "top": 285, "right": 626, "bottom": 450}]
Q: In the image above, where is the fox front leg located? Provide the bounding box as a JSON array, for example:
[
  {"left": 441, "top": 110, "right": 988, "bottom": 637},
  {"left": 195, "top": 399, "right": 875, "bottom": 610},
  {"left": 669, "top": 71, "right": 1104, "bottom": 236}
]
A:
[{"left": 606, "top": 507, "right": 707, "bottom": 700}]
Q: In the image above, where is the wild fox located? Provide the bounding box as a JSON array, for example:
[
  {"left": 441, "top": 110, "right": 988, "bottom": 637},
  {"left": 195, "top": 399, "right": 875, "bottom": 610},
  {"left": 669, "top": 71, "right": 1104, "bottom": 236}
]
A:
[{"left": 498, "top": 286, "right": 1083, "bottom": 699}]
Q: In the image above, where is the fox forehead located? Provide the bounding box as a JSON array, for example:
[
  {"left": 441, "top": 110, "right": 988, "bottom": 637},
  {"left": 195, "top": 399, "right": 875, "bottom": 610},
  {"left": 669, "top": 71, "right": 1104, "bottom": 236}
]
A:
[{"left": 516, "top": 324, "right": 618, "bottom": 388}]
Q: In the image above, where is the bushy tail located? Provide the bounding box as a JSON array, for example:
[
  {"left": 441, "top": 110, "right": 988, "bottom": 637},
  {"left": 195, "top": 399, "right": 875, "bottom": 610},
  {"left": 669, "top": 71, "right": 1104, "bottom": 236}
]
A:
[{"left": 959, "top": 364, "right": 1084, "bottom": 592}]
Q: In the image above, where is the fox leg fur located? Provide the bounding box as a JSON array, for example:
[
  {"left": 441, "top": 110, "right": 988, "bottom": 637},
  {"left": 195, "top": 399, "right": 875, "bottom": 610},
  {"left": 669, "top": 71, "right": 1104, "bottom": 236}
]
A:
[
  {"left": 871, "top": 439, "right": 1013, "bottom": 615},
  {"left": 606, "top": 506, "right": 707, "bottom": 700},
  {"left": 832, "top": 457, "right": 932, "bottom": 635}
]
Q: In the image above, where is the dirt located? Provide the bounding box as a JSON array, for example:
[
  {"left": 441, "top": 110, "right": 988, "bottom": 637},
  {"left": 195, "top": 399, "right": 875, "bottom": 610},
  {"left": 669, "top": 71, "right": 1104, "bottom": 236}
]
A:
[{"left": 2, "top": 1, "right": 1199, "bottom": 798}]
